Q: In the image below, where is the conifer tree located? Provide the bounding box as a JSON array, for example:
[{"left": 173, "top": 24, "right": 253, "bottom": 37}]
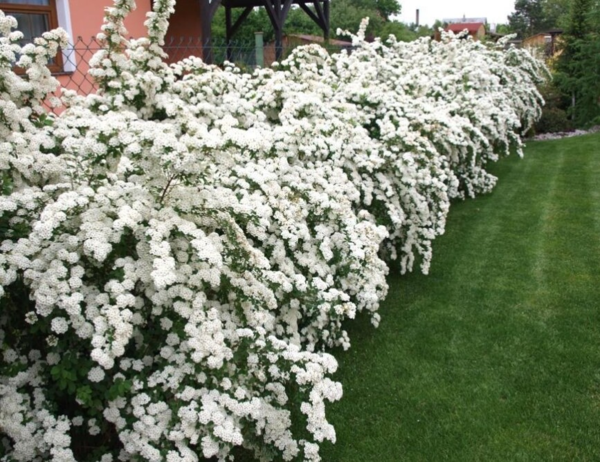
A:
[{"left": 555, "top": 0, "right": 600, "bottom": 125}]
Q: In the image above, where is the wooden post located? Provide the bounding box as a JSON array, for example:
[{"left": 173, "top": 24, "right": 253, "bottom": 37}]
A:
[
  {"left": 274, "top": 0, "right": 283, "bottom": 60},
  {"left": 199, "top": 0, "right": 222, "bottom": 64},
  {"left": 225, "top": 5, "right": 254, "bottom": 63},
  {"left": 323, "top": 0, "right": 329, "bottom": 40},
  {"left": 299, "top": 0, "right": 329, "bottom": 39},
  {"left": 199, "top": 0, "right": 212, "bottom": 63},
  {"left": 225, "top": 5, "right": 232, "bottom": 62}
]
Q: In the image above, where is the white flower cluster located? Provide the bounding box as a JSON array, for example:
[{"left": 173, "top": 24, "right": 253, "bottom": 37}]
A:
[
  {"left": 266, "top": 24, "right": 546, "bottom": 272},
  {"left": 0, "top": 2, "right": 545, "bottom": 462}
]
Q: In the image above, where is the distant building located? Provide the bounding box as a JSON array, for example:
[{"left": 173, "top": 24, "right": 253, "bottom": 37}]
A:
[
  {"left": 264, "top": 34, "right": 352, "bottom": 66},
  {"left": 522, "top": 29, "right": 563, "bottom": 57},
  {"left": 443, "top": 17, "right": 487, "bottom": 25},
  {"left": 441, "top": 22, "right": 486, "bottom": 41}
]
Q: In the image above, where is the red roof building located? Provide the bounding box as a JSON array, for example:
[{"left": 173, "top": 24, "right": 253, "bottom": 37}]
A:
[{"left": 444, "top": 22, "right": 486, "bottom": 41}]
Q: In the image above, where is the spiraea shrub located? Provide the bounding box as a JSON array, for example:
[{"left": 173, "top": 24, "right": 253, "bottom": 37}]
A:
[{"left": 0, "top": 1, "right": 545, "bottom": 461}]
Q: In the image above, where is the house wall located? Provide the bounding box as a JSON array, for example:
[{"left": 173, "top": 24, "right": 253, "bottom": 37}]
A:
[
  {"left": 56, "top": 0, "right": 202, "bottom": 92},
  {"left": 476, "top": 25, "right": 485, "bottom": 40},
  {"left": 165, "top": 1, "right": 202, "bottom": 39},
  {"left": 68, "top": 0, "right": 151, "bottom": 40},
  {"left": 524, "top": 33, "right": 563, "bottom": 57},
  {"left": 438, "top": 24, "right": 486, "bottom": 41},
  {"left": 523, "top": 33, "right": 548, "bottom": 48},
  {"left": 57, "top": 0, "right": 152, "bottom": 93},
  {"left": 164, "top": 1, "right": 203, "bottom": 62},
  {"left": 264, "top": 36, "right": 298, "bottom": 66}
]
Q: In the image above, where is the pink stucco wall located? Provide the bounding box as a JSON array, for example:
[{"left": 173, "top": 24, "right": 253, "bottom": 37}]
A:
[
  {"left": 58, "top": 0, "right": 153, "bottom": 92},
  {"left": 69, "top": 0, "right": 151, "bottom": 40}
]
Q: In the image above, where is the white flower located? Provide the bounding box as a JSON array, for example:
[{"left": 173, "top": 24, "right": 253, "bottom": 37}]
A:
[
  {"left": 88, "top": 366, "right": 106, "bottom": 383},
  {"left": 0, "top": 3, "right": 544, "bottom": 461},
  {"left": 72, "top": 416, "right": 84, "bottom": 426},
  {"left": 51, "top": 317, "right": 69, "bottom": 334}
]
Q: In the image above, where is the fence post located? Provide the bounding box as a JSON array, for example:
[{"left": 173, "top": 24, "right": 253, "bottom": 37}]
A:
[{"left": 255, "top": 32, "right": 264, "bottom": 68}]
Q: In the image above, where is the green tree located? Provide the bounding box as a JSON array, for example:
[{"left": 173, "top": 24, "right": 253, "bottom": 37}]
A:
[
  {"left": 329, "top": 0, "right": 386, "bottom": 38},
  {"left": 212, "top": 8, "right": 275, "bottom": 43},
  {"left": 542, "top": 0, "right": 572, "bottom": 29},
  {"left": 508, "top": 0, "right": 548, "bottom": 37},
  {"left": 379, "top": 20, "right": 422, "bottom": 41},
  {"left": 554, "top": 0, "right": 600, "bottom": 125},
  {"left": 362, "top": 0, "right": 401, "bottom": 20},
  {"left": 495, "top": 23, "right": 514, "bottom": 34}
]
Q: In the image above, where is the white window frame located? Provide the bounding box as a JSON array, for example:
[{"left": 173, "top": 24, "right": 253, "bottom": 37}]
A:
[
  {"left": 0, "top": 0, "right": 75, "bottom": 73},
  {"left": 56, "top": 0, "right": 75, "bottom": 73}
]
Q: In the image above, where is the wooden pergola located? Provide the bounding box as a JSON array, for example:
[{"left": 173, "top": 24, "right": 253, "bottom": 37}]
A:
[{"left": 198, "top": 0, "right": 330, "bottom": 63}]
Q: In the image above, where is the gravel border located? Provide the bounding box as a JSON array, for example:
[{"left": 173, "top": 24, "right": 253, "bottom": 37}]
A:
[{"left": 532, "top": 125, "right": 600, "bottom": 141}]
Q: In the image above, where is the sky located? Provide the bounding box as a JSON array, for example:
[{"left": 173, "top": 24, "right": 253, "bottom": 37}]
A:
[{"left": 397, "top": 0, "right": 516, "bottom": 27}]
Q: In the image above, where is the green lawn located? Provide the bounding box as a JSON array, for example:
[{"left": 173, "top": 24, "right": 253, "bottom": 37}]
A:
[{"left": 320, "top": 133, "right": 600, "bottom": 461}]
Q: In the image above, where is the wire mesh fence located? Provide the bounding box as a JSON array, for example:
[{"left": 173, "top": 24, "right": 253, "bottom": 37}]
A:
[
  {"left": 53, "top": 35, "right": 353, "bottom": 102},
  {"left": 58, "top": 36, "right": 103, "bottom": 97}
]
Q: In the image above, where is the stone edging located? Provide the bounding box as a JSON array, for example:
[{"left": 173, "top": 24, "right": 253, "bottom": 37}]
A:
[{"left": 532, "top": 125, "right": 600, "bottom": 141}]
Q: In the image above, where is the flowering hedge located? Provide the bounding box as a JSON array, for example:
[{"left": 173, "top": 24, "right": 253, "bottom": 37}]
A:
[{"left": 0, "top": 1, "right": 545, "bottom": 461}]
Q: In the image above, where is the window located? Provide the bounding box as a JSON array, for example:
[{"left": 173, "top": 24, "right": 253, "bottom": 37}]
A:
[{"left": 0, "top": 0, "right": 65, "bottom": 73}]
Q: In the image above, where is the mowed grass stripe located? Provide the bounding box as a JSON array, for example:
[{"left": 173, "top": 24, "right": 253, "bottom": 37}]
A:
[{"left": 320, "top": 133, "right": 600, "bottom": 462}]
